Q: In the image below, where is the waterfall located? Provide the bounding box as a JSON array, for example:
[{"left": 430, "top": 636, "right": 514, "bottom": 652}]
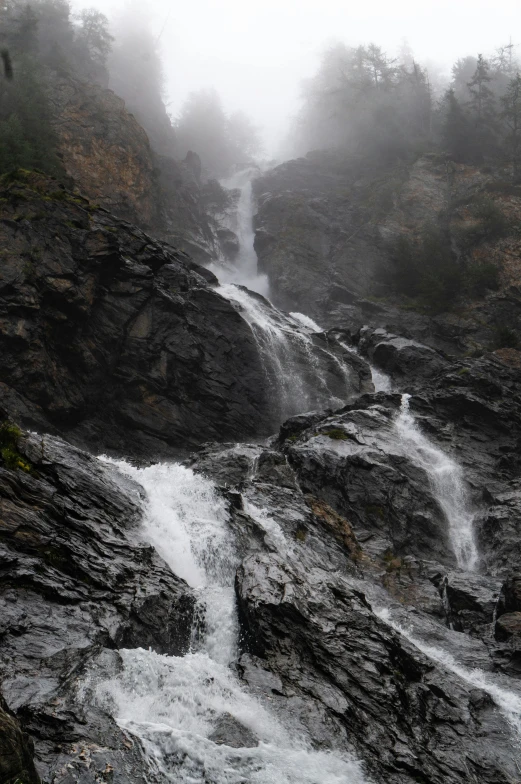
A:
[
  {"left": 88, "top": 167, "right": 494, "bottom": 781},
  {"left": 394, "top": 394, "right": 479, "bottom": 571},
  {"left": 333, "top": 340, "right": 479, "bottom": 570},
  {"left": 375, "top": 607, "right": 521, "bottom": 737},
  {"left": 218, "top": 283, "right": 352, "bottom": 421},
  {"left": 94, "top": 459, "right": 369, "bottom": 784},
  {"left": 208, "top": 168, "right": 269, "bottom": 297},
  {"left": 337, "top": 340, "right": 392, "bottom": 394}
]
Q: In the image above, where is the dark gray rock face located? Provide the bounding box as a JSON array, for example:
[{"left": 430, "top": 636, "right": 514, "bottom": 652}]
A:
[
  {"left": 189, "top": 442, "right": 520, "bottom": 784},
  {"left": 0, "top": 173, "right": 271, "bottom": 458},
  {"left": 357, "top": 326, "right": 450, "bottom": 383},
  {"left": 281, "top": 398, "right": 456, "bottom": 564},
  {"left": 498, "top": 575, "right": 521, "bottom": 614},
  {"left": 253, "top": 152, "right": 385, "bottom": 315},
  {"left": 253, "top": 152, "right": 521, "bottom": 358},
  {"left": 0, "top": 430, "right": 194, "bottom": 783},
  {"left": 236, "top": 554, "right": 516, "bottom": 784},
  {"left": 495, "top": 612, "right": 521, "bottom": 641}
]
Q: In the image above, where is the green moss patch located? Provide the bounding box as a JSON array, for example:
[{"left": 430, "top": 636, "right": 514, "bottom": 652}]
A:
[
  {"left": 322, "top": 428, "right": 350, "bottom": 440},
  {"left": 0, "top": 422, "right": 32, "bottom": 472}
]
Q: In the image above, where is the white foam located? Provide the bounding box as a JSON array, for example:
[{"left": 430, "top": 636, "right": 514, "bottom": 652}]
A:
[{"left": 289, "top": 312, "right": 323, "bottom": 333}]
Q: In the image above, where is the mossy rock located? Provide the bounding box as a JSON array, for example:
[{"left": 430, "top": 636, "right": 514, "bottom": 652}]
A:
[
  {"left": 322, "top": 428, "right": 350, "bottom": 441},
  {"left": 0, "top": 422, "right": 32, "bottom": 472}
]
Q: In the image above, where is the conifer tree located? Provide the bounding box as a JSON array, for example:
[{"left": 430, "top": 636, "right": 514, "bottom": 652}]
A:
[
  {"left": 466, "top": 54, "right": 497, "bottom": 160},
  {"left": 441, "top": 88, "right": 472, "bottom": 162},
  {"left": 501, "top": 73, "right": 521, "bottom": 183}
]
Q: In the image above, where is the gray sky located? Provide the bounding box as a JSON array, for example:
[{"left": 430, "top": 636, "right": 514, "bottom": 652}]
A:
[{"left": 73, "top": 0, "right": 521, "bottom": 153}]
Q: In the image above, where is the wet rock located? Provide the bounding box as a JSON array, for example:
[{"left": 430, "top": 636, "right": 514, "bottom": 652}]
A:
[
  {"left": 0, "top": 173, "right": 271, "bottom": 458},
  {"left": 252, "top": 152, "right": 386, "bottom": 314},
  {"left": 185, "top": 440, "right": 515, "bottom": 782},
  {"left": 236, "top": 546, "right": 518, "bottom": 784},
  {"left": 254, "top": 152, "right": 521, "bottom": 357},
  {"left": 0, "top": 429, "right": 194, "bottom": 782},
  {"left": 432, "top": 571, "right": 502, "bottom": 635},
  {"left": 358, "top": 326, "right": 450, "bottom": 384},
  {"left": 186, "top": 442, "right": 262, "bottom": 487},
  {"left": 498, "top": 574, "right": 521, "bottom": 614},
  {"left": 495, "top": 612, "right": 521, "bottom": 641},
  {"left": 281, "top": 398, "right": 456, "bottom": 563},
  {"left": 208, "top": 713, "right": 258, "bottom": 748}
]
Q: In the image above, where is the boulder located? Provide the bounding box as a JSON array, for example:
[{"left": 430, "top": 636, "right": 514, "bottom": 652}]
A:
[
  {"left": 495, "top": 612, "right": 521, "bottom": 642},
  {"left": 358, "top": 327, "right": 450, "bottom": 383},
  {"left": 208, "top": 713, "right": 258, "bottom": 748}
]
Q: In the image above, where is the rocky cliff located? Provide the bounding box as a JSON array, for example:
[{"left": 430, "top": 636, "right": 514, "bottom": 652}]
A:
[
  {"left": 49, "top": 76, "right": 233, "bottom": 267},
  {"left": 0, "top": 426, "right": 194, "bottom": 783},
  {"left": 0, "top": 171, "right": 273, "bottom": 457},
  {"left": 254, "top": 151, "right": 521, "bottom": 358}
]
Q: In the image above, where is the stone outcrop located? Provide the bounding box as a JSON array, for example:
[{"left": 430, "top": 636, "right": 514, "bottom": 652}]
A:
[
  {"left": 49, "top": 76, "right": 235, "bottom": 265},
  {"left": 0, "top": 172, "right": 271, "bottom": 457},
  {"left": 253, "top": 151, "right": 386, "bottom": 314},
  {"left": 50, "top": 77, "right": 158, "bottom": 228}
]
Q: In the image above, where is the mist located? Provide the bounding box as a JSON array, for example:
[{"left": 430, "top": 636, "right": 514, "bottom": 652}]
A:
[{"left": 69, "top": 0, "right": 521, "bottom": 155}]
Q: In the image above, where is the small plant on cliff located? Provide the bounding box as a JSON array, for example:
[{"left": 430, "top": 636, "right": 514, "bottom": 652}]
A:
[
  {"left": 0, "top": 421, "right": 31, "bottom": 472},
  {"left": 322, "top": 428, "right": 350, "bottom": 440}
]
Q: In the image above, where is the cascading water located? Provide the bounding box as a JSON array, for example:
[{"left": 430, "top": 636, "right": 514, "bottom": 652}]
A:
[
  {"left": 207, "top": 169, "right": 355, "bottom": 421},
  {"left": 94, "top": 459, "right": 369, "bottom": 784},
  {"left": 218, "top": 282, "right": 352, "bottom": 421},
  {"left": 337, "top": 339, "right": 392, "bottom": 394},
  {"left": 89, "top": 168, "right": 499, "bottom": 782},
  {"left": 207, "top": 168, "right": 269, "bottom": 297},
  {"left": 375, "top": 607, "right": 521, "bottom": 738},
  {"left": 340, "top": 334, "right": 479, "bottom": 569},
  {"left": 212, "top": 169, "right": 480, "bottom": 570},
  {"left": 394, "top": 394, "right": 479, "bottom": 571}
]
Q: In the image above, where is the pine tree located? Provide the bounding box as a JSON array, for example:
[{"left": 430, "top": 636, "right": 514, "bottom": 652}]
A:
[
  {"left": 501, "top": 73, "right": 521, "bottom": 183},
  {"left": 466, "top": 54, "right": 497, "bottom": 160},
  {"left": 76, "top": 9, "right": 113, "bottom": 67},
  {"left": 441, "top": 88, "right": 472, "bottom": 162},
  {"left": 0, "top": 55, "right": 62, "bottom": 175}
]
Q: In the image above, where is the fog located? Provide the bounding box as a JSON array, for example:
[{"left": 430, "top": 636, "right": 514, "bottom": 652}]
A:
[{"left": 70, "top": 0, "right": 521, "bottom": 154}]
